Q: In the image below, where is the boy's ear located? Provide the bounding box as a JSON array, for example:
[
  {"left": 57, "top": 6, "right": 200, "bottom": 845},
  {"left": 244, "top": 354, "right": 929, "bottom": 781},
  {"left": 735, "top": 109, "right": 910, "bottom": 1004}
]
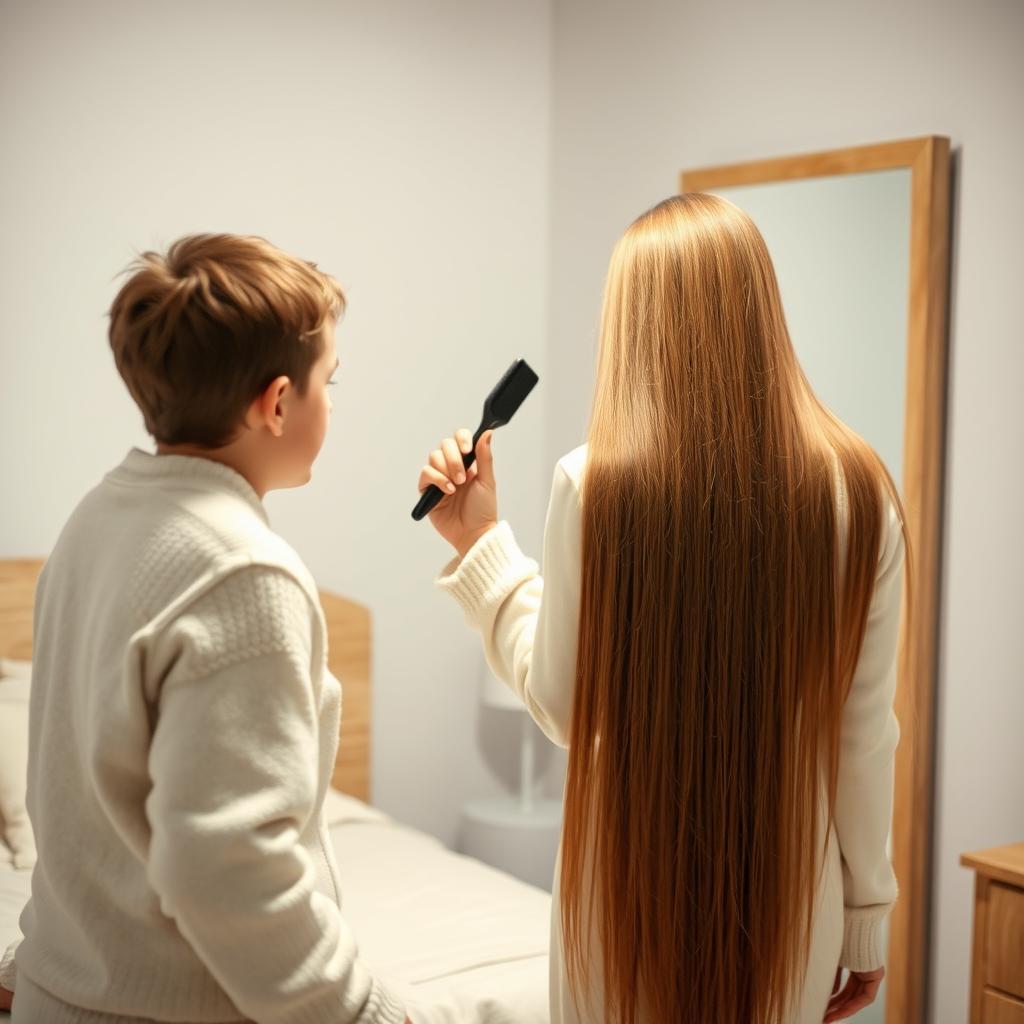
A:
[{"left": 245, "top": 375, "right": 291, "bottom": 437}]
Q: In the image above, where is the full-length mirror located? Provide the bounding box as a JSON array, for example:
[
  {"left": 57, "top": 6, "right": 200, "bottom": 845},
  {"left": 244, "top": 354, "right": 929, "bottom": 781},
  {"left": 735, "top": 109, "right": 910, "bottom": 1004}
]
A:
[{"left": 682, "top": 136, "right": 951, "bottom": 1024}]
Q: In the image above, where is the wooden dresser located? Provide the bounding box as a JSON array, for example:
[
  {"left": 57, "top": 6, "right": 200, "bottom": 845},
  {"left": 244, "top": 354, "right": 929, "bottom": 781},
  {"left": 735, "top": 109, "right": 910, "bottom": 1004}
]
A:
[{"left": 962, "top": 844, "right": 1024, "bottom": 1023}]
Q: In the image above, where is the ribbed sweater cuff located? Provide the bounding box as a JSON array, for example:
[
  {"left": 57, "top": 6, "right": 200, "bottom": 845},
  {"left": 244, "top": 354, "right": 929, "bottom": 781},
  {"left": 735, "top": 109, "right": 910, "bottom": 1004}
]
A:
[
  {"left": 840, "top": 904, "right": 891, "bottom": 972},
  {"left": 435, "top": 522, "right": 537, "bottom": 620},
  {"left": 354, "top": 978, "right": 406, "bottom": 1024},
  {"left": 0, "top": 939, "right": 17, "bottom": 990},
  {"left": 6, "top": 969, "right": 406, "bottom": 1024}
]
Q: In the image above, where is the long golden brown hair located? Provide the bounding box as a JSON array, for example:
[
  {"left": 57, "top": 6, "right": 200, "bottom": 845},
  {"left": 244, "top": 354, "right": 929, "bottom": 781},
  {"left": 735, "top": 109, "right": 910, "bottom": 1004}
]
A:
[{"left": 560, "top": 193, "right": 908, "bottom": 1023}]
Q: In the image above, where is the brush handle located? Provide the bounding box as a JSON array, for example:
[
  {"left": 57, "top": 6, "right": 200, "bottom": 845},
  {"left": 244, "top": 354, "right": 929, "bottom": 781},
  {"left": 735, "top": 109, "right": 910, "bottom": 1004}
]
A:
[{"left": 411, "top": 425, "right": 487, "bottom": 521}]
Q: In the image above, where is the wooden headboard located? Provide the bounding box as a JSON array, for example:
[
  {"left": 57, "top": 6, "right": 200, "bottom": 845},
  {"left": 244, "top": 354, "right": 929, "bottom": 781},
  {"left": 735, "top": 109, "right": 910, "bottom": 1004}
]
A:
[{"left": 0, "top": 558, "right": 371, "bottom": 800}]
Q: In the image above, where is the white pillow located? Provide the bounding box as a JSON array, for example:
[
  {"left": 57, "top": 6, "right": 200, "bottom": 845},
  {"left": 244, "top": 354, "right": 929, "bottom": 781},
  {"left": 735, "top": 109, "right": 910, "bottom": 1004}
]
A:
[{"left": 0, "top": 659, "right": 35, "bottom": 870}]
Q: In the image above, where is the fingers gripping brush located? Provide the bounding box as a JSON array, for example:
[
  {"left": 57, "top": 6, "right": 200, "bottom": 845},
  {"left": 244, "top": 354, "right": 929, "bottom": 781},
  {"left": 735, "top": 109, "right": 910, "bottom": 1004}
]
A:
[{"left": 412, "top": 358, "right": 539, "bottom": 521}]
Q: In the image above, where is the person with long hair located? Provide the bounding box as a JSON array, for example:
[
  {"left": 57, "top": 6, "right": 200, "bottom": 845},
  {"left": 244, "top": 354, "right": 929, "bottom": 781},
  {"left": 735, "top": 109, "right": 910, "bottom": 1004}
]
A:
[{"left": 417, "top": 193, "right": 907, "bottom": 1024}]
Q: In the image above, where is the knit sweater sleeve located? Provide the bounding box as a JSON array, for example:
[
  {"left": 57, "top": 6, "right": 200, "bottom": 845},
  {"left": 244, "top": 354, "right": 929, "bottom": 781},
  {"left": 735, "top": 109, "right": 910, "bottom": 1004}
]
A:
[
  {"left": 145, "top": 566, "right": 405, "bottom": 1024},
  {"left": 834, "top": 500, "right": 906, "bottom": 972},
  {"left": 0, "top": 938, "right": 17, "bottom": 990},
  {"left": 436, "top": 460, "right": 582, "bottom": 747}
]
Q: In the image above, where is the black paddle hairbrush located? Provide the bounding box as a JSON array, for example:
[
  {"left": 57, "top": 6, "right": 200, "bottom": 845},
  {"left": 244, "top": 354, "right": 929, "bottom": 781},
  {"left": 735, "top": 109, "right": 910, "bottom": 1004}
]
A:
[{"left": 411, "top": 358, "right": 539, "bottom": 522}]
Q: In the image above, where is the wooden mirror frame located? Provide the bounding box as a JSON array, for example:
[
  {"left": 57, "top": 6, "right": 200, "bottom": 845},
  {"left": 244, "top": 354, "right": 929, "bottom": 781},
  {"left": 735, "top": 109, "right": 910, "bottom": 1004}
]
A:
[{"left": 682, "top": 136, "right": 951, "bottom": 1024}]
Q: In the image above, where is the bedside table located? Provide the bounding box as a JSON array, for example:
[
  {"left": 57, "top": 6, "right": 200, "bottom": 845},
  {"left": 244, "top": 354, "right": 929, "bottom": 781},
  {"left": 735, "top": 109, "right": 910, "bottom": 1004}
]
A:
[
  {"left": 961, "top": 842, "right": 1024, "bottom": 1023},
  {"left": 458, "top": 797, "right": 562, "bottom": 891}
]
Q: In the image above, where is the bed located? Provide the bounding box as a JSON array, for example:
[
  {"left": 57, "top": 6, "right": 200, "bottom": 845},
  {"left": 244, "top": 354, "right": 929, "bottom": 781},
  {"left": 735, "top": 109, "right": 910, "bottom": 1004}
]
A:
[{"left": 0, "top": 559, "right": 551, "bottom": 1023}]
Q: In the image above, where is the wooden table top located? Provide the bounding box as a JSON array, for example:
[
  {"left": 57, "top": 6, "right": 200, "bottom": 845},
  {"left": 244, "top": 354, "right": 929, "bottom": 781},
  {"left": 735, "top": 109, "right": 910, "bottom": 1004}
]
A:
[{"left": 961, "top": 843, "right": 1024, "bottom": 888}]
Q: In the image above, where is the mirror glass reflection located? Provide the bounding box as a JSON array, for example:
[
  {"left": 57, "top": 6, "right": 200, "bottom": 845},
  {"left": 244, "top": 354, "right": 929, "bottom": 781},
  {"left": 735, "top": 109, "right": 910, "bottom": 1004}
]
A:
[{"left": 709, "top": 169, "right": 911, "bottom": 487}]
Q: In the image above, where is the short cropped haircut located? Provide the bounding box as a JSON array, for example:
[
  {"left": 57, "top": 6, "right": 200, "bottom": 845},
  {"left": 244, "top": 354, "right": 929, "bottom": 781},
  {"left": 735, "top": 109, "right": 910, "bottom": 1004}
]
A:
[{"left": 108, "top": 234, "right": 345, "bottom": 446}]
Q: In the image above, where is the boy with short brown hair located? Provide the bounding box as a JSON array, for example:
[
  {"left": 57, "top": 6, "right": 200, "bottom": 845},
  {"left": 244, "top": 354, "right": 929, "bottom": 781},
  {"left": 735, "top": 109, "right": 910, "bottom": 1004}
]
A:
[{"left": 0, "top": 235, "right": 408, "bottom": 1024}]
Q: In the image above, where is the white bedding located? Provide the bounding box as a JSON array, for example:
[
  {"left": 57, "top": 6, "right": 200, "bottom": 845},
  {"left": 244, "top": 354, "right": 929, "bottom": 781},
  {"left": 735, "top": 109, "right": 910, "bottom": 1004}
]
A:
[{"left": 0, "top": 791, "right": 551, "bottom": 1023}]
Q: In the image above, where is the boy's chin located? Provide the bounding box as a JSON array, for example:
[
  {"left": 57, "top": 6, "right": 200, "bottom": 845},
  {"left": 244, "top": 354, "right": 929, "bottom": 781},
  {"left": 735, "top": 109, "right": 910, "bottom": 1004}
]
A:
[{"left": 265, "top": 464, "right": 314, "bottom": 493}]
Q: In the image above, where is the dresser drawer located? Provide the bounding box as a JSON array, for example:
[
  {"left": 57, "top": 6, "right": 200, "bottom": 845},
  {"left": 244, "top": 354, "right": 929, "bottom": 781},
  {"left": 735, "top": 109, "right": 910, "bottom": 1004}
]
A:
[
  {"left": 983, "top": 989, "right": 1024, "bottom": 1024},
  {"left": 988, "top": 883, "right": 1024, "bottom": 998}
]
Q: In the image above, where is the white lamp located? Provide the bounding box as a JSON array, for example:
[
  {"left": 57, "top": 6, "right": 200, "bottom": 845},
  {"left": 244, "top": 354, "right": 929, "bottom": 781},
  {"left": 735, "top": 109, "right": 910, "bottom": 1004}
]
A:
[
  {"left": 480, "top": 660, "right": 542, "bottom": 814},
  {"left": 458, "top": 658, "right": 562, "bottom": 890}
]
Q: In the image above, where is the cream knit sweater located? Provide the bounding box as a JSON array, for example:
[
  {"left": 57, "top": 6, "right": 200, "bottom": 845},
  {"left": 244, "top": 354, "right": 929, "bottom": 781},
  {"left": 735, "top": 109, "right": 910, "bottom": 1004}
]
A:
[
  {"left": 0, "top": 449, "right": 405, "bottom": 1024},
  {"left": 436, "top": 444, "right": 904, "bottom": 1024}
]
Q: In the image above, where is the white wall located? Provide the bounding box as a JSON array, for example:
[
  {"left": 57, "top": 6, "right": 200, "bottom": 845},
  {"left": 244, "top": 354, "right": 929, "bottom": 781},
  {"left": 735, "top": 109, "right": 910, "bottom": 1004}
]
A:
[
  {"left": 546, "top": 0, "right": 1024, "bottom": 1020},
  {"left": 0, "top": 0, "right": 555, "bottom": 847}
]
